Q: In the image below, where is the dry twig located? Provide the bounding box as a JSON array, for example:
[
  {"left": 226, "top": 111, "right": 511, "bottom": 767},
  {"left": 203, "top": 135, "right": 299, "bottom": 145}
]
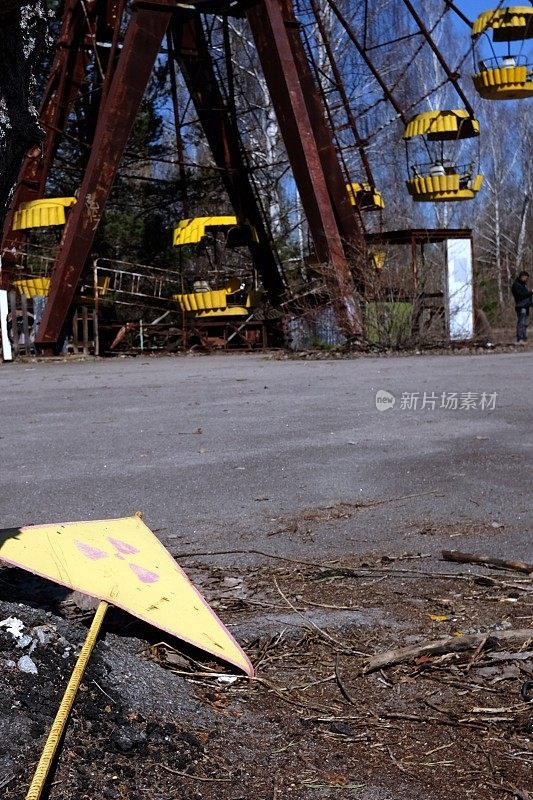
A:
[
  {"left": 364, "top": 629, "right": 533, "bottom": 673},
  {"left": 334, "top": 654, "right": 357, "bottom": 705},
  {"left": 442, "top": 550, "right": 533, "bottom": 575},
  {"left": 159, "top": 765, "right": 232, "bottom": 782},
  {"left": 273, "top": 577, "right": 361, "bottom": 654}
]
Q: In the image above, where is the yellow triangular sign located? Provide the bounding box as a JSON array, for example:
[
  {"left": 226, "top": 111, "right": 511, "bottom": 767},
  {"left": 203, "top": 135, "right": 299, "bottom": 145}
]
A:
[{"left": 0, "top": 516, "right": 253, "bottom": 676}]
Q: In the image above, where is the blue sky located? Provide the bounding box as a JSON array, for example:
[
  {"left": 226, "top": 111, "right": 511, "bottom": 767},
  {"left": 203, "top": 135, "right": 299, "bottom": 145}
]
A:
[{"left": 459, "top": 1, "right": 501, "bottom": 20}]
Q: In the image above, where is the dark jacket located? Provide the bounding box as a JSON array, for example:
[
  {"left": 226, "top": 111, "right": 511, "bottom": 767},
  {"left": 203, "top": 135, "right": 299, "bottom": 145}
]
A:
[{"left": 511, "top": 278, "right": 533, "bottom": 310}]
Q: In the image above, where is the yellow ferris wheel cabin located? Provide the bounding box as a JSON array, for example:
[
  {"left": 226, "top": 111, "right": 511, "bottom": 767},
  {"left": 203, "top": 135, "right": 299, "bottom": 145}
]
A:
[
  {"left": 403, "top": 111, "right": 483, "bottom": 202},
  {"left": 346, "top": 182, "right": 385, "bottom": 211},
  {"left": 173, "top": 216, "right": 259, "bottom": 247},
  {"left": 472, "top": 7, "right": 533, "bottom": 99},
  {"left": 402, "top": 110, "right": 480, "bottom": 141},
  {"left": 12, "top": 197, "right": 77, "bottom": 230}
]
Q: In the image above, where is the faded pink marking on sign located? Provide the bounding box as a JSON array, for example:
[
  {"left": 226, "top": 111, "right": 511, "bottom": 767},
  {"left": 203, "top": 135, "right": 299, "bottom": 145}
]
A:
[
  {"left": 107, "top": 537, "right": 140, "bottom": 555},
  {"left": 129, "top": 563, "right": 159, "bottom": 584},
  {"left": 75, "top": 541, "right": 108, "bottom": 560}
]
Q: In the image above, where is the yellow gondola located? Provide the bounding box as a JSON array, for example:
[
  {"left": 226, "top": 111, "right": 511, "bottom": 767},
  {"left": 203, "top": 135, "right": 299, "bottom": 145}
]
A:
[
  {"left": 471, "top": 7, "right": 533, "bottom": 99},
  {"left": 172, "top": 216, "right": 258, "bottom": 247},
  {"left": 12, "top": 197, "right": 77, "bottom": 230},
  {"left": 172, "top": 218, "right": 263, "bottom": 318},
  {"left": 13, "top": 275, "right": 111, "bottom": 299},
  {"left": 403, "top": 111, "right": 483, "bottom": 202},
  {"left": 13, "top": 277, "right": 51, "bottom": 297},
  {"left": 173, "top": 281, "right": 261, "bottom": 319},
  {"left": 346, "top": 182, "right": 385, "bottom": 211}
]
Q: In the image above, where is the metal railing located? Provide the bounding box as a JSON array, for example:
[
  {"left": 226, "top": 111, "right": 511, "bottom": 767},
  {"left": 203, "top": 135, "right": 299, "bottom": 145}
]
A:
[
  {"left": 410, "top": 162, "right": 475, "bottom": 179},
  {"left": 478, "top": 54, "right": 528, "bottom": 70},
  {"left": 92, "top": 258, "right": 183, "bottom": 306}
]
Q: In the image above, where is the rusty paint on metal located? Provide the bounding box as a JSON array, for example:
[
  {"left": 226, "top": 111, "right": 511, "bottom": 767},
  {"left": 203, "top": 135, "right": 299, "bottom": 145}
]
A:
[
  {"left": 278, "top": 0, "right": 364, "bottom": 253},
  {"left": 171, "top": 12, "right": 286, "bottom": 305},
  {"left": 14, "top": 0, "right": 366, "bottom": 342},
  {"left": 36, "top": 3, "right": 175, "bottom": 347},
  {"left": 246, "top": 0, "right": 363, "bottom": 335},
  {"left": 85, "top": 194, "right": 100, "bottom": 231}
]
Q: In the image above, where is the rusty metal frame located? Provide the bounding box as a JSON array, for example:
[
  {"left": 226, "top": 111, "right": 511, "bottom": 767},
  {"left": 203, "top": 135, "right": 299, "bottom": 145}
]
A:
[
  {"left": 36, "top": 1, "right": 176, "bottom": 348},
  {"left": 170, "top": 12, "right": 287, "bottom": 305},
  {"left": 1, "top": 1, "right": 127, "bottom": 251},
  {"left": 307, "top": 0, "right": 375, "bottom": 190},
  {"left": 2, "top": 0, "right": 482, "bottom": 349},
  {"left": 246, "top": 0, "right": 363, "bottom": 335},
  {"left": 6, "top": 0, "right": 372, "bottom": 347},
  {"left": 271, "top": 0, "right": 364, "bottom": 254}
]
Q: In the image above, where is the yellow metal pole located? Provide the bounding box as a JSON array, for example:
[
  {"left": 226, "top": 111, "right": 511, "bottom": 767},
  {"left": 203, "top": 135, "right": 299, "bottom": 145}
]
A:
[{"left": 25, "top": 601, "right": 109, "bottom": 800}]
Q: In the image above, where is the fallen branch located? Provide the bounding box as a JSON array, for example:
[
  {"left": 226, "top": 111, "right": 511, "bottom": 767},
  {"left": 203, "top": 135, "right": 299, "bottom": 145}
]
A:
[
  {"left": 378, "top": 711, "right": 490, "bottom": 729},
  {"left": 175, "top": 548, "right": 337, "bottom": 569},
  {"left": 315, "top": 567, "right": 533, "bottom": 591},
  {"left": 442, "top": 550, "right": 533, "bottom": 575},
  {"left": 364, "top": 629, "right": 533, "bottom": 674}
]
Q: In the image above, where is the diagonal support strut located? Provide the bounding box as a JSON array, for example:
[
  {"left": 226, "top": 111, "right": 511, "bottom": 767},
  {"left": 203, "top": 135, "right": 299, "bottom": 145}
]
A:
[
  {"left": 35, "top": 1, "right": 175, "bottom": 349},
  {"left": 246, "top": 0, "right": 363, "bottom": 336}
]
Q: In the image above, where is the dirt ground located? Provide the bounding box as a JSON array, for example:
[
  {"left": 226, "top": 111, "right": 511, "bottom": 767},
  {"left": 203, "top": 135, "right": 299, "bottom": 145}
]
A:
[{"left": 1, "top": 528, "right": 531, "bottom": 800}]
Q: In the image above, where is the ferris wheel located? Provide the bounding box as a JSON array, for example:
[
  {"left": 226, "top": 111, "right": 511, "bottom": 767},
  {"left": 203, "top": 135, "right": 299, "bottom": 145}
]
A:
[{"left": 0, "top": 0, "right": 531, "bottom": 346}]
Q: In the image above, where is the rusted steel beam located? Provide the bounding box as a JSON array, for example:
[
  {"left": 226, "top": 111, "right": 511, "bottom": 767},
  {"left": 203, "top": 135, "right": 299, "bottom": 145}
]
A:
[
  {"left": 171, "top": 12, "right": 286, "bottom": 304},
  {"left": 0, "top": 2, "right": 47, "bottom": 243},
  {"left": 102, "top": 0, "right": 127, "bottom": 106},
  {"left": 276, "top": 0, "right": 364, "bottom": 256},
  {"left": 0, "top": 0, "right": 87, "bottom": 291},
  {"left": 307, "top": 0, "right": 374, "bottom": 190},
  {"left": 86, "top": 1, "right": 126, "bottom": 130},
  {"left": 36, "top": 2, "right": 174, "bottom": 348},
  {"left": 246, "top": 0, "right": 362, "bottom": 335}
]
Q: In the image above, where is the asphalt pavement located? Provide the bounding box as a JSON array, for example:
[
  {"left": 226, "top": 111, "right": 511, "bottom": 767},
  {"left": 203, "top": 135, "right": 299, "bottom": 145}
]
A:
[{"left": 1, "top": 351, "right": 532, "bottom": 564}]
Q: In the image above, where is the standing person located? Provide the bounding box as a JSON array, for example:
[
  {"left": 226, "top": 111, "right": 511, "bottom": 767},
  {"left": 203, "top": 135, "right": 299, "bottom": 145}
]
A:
[{"left": 511, "top": 271, "right": 533, "bottom": 344}]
